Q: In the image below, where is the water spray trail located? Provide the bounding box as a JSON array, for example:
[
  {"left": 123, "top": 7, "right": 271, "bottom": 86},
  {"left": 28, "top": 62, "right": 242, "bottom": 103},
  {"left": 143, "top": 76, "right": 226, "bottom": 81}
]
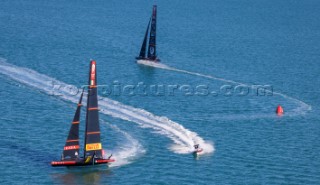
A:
[
  {"left": 137, "top": 60, "right": 312, "bottom": 115},
  {"left": 100, "top": 120, "right": 145, "bottom": 167},
  {"left": 0, "top": 58, "right": 213, "bottom": 155}
]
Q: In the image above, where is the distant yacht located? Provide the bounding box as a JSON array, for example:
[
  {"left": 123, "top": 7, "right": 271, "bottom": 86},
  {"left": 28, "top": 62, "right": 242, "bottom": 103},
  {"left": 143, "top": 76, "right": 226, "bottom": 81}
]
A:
[{"left": 136, "top": 5, "right": 160, "bottom": 63}]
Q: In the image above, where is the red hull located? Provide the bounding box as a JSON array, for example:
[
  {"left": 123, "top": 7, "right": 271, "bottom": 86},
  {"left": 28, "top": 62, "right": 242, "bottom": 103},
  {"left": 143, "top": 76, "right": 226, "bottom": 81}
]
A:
[{"left": 51, "top": 159, "right": 115, "bottom": 167}]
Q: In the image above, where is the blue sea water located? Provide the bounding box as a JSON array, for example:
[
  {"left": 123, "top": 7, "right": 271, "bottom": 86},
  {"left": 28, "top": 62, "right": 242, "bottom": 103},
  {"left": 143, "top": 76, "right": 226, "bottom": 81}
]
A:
[{"left": 0, "top": 0, "right": 320, "bottom": 184}]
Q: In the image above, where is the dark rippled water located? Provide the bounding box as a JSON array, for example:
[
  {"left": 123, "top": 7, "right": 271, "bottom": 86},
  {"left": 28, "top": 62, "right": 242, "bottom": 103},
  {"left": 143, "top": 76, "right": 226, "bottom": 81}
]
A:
[{"left": 0, "top": 0, "right": 319, "bottom": 184}]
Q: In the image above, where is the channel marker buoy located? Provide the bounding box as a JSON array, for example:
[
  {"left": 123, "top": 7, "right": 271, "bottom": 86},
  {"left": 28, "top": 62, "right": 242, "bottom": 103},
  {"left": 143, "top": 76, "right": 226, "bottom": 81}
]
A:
[{"left": 276, "top": 105, "right": 284, "bottom": 115}]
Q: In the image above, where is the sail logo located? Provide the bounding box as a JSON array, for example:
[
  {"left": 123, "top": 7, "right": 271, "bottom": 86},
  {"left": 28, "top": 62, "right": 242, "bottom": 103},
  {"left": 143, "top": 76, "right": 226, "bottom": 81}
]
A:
[
  {"left": 86, "top": 143, "right": 102, "bottom": 151},
  {"left": 64, "top": 145, "right": 79, "bottom": 150},
  {"left": 150, "top": 47, "right": 154, "bottom": 55},
  {"left": 90, "top": 62, "right": 96, "bottom": 86}
]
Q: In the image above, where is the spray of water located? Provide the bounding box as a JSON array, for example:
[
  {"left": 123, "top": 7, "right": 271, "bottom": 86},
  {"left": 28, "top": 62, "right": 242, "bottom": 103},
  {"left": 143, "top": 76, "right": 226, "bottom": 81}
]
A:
[{"left": 100, "top": 120, "right": 145, "bottom": 167}]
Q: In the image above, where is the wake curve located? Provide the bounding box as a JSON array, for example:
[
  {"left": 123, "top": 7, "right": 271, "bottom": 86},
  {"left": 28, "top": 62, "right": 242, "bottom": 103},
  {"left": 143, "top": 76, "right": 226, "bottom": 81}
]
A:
[
  {"left": 137, "top": 60, "right": 312, "bottom": 116},
  {"left": 101, "top": 120, "right": 145, "bottom": 167},
  {"left": 0, "top": 58, "right": 214, "bottom": 156}
]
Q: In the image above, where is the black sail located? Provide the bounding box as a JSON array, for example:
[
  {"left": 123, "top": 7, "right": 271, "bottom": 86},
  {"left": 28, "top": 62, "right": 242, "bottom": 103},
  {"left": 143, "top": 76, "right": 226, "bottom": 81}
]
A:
[
  {"left": 84, "top": 60, "right": 103, "bottom": 158},
  {"left": 138, "top": 19, "right": 151, "bottom": 58},
  {"left": 147, "top": 5, "right": 157, "bottom": 60},
  {"left": 62, "top": 89, "right": 84, "bottom": 161}
]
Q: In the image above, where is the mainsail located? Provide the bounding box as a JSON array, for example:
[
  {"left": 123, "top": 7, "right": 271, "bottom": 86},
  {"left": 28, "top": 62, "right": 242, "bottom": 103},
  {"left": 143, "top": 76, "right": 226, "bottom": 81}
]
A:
[
  {"left": 147, "top": 5, "right": 157, "bottom": 60},
  {"left": 62, "top": 89, "right": 84, "bottom": 161},
  {"left": 84, "top": 60, "right": 103, "bottom": 158},
  {"left": 138, "top": 19, "right": 151, "bottom": 58}
]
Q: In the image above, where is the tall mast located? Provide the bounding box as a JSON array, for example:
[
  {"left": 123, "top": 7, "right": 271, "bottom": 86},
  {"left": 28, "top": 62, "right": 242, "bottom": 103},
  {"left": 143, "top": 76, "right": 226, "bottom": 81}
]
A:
[{"left": 147, "top": 5, "right": 157, "bottom": 60}]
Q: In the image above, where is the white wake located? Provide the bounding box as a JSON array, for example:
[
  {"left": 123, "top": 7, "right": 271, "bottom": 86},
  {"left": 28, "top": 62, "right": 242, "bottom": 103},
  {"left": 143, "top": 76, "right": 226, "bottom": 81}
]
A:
[
  {"left": 137, "top": 60, "right": 312, "bottom": 116},
  {"left": 0, "top": 58, "right": 214, "bottom": 155},
  {"left": 101, "top": 120, "right": 145, "bottom": 167}
]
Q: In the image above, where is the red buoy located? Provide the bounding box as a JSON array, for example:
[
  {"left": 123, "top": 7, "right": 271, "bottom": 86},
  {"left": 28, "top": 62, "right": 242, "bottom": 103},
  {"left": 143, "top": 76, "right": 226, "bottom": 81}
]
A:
[{"left": 276, "top": 105, "right": 284, "bottom": 115}]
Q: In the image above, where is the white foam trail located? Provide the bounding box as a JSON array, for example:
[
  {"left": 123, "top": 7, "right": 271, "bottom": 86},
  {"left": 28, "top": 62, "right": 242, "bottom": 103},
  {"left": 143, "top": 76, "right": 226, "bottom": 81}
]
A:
[
  {"left": 100, "top": 120, "right": 145, "bottom": 167},
  {"left": 0, "top": 58, "right": 213, "bottom": 155},
  {"left": 137, "top": 60, "right": 312, "bottom": 116}
]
